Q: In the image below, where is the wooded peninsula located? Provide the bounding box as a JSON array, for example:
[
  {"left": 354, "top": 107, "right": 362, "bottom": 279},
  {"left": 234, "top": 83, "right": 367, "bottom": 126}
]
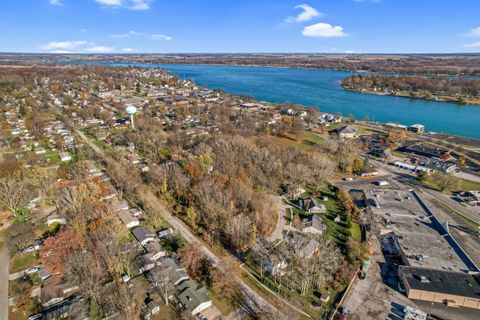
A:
[{"left": 341, "top": 74, "right": 480, "bottom": 105}]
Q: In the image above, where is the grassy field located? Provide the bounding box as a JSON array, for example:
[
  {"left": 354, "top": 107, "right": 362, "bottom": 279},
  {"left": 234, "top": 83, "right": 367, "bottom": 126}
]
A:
[
  {"left": 432, "top": 199, "right": 480, "bottom": 230},
  {"left": 10, "top": 253, "right": 39, "bottom": 273},
  {"left": 297, "top": 186, "right": 361, "bottom": 244},
  {"left": 422, "top": 174, "right": 480, "bottom": 193},
  {"left": 207, "top": 289, "right": 234, "bottom": 316},
  {"left": 267, "top": 131, "right": 324, "bottom": 152}
]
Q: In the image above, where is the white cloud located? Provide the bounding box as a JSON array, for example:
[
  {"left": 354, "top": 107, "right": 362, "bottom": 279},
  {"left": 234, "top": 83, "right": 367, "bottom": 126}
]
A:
[
  {"left": 129, "top": 0, "right": 151, "bottom": 10},
  {"left": 50, "top": 50, "right": 74, "bottom": 54},
  {"left": 111, "top": 30, "right": 139, "bottom": 38},
  {"left": 41, "top": 40, "right": 89, "bottom": 50},
  {"left": 85, "top": 46, "right": 115, "bottom": 53},
  {"left": 345, "top": 50, "right": 355, "bottom": 54},
  {"left": 467, "top": 27, "right": 480, "bottom": 37},
  {"left": 151, "top": 34, "right": 172, "bottom": 41},
  {"left": 111, "top": 30, "right": 172, "bottom": 41},
  {"left": 40, "top": 40, "right": 116, "bottom": 53},
  {"left": 302, "top": 23, "right": 346, "bottom": 37},
  {"left": 123, "top": 48, "right": 134, "bottom": 52},
  {"left": 94, "top": 0, "right": 123, "bottom": 5},
  {"left": 464, "top": 42, "right": 480, "bottom": 48},
  {"left": 286, "top": 4, "right": 321, "bottom": 23},
  {"left": 94, "top": 0, "right": 153, "bottom": 10},
  {"left": 49, "top": 0, "right": 63, "bottom": 6}
]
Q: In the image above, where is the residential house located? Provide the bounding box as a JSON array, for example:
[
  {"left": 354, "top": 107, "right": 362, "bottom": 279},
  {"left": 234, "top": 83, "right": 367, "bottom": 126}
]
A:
[
  {"left": 157, "top": 228, "right": 174, "bottom": 239},
  {"left": 300, "top": 214, "right": 327, "bottom": 235},
  {"left": 40, "top": 276, "right": 78, "bottom": 308},
  {"left": 143, "top": 240, "right": 167, "bottom": 261},
  {"left": 286, "top": 234, "right": 320, "bottom": 259},
  {"left": 408, "top": 124, "right": 425, "bottom": 134},
  {"left": 136, "top": 255, "right": 156, "bottom": 273},
  {"left": 132, "top": 226, "right": 156, "bottom": 246},
  {"left": 299, "top": 197, "right": 326, "bottom": 214},
  {"left": 146, "top": 257, "right": 189, "bottom": 287},
  {"left": 117, "top": 209, "right": 140, "bottom": 229},
  {"left": 176, "top": 280, "right": 212, "bottom": 315},
  {"left": 331, "top": 125, "right": 359, "bottom": 139},
  {"left": 261, "top": 256, "right": 288, "bottom": 276},
  {"left": 111, "top": 198, "right": 129, "bottom": 212}
]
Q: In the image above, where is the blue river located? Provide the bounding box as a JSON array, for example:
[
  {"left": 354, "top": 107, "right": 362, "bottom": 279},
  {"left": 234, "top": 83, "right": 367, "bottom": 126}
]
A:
[{"left": 65, "top": 62, "right": 480, "bottom": 139}]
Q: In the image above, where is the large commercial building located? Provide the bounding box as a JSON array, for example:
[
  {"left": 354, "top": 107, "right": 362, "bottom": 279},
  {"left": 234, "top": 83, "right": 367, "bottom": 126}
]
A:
[{"left": 399, "top": 266, "right": 480, "bottom": 310}]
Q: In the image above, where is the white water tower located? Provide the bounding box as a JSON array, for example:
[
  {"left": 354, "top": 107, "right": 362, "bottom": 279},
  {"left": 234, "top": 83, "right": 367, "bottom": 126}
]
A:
[{"left": 126, "top": 105, "right": 137, "bottom": 129}]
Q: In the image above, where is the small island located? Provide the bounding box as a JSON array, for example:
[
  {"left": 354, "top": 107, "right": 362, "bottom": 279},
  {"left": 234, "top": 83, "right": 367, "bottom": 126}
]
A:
[{"left": 342, "top": 74, "right": 480, "bottom": 105}]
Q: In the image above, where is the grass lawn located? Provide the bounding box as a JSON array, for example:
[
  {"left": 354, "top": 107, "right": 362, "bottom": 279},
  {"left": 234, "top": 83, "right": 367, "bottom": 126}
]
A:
[
  {"left": 45, "top": 151, "right": 60, "bottom": 164},
  {"left": 268, "top": 131, "right": 324, "bottom": 152},
  {"left": 421, "top": 174, "right": 480, "bottom": 193},
  {"left": 295, "top": 186, "right": 361, "bottom": 244},
  {"left": 10, "top": 253, "right": 39, "bottom": 273},
  {"left": 207, "top": 288, "right": 234, "bottom": 315},
  {"left": 150, "top": 304, "right": 177, "bottom": 320},
  {"left": 432, "top": 199, "right": 480, "bottom": 230},
  {"left": 94, "top": 140, "right": 110, "bottom": 150}
]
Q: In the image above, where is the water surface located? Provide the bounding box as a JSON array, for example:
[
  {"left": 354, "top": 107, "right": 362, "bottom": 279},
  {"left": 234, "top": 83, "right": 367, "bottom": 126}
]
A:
[{"left": 66, "top": 62, "right": 480, "bottom": 139}]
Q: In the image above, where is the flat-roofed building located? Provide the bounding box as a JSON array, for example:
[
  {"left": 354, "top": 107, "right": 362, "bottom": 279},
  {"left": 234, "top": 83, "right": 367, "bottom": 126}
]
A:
[{"left": 399, "top": 266, "right": 480, "bottom": 310}]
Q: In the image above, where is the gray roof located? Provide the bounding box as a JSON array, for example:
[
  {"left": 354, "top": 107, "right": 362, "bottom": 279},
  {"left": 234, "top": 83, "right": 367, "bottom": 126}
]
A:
[
  {"left": 333, "top": 125, "right": 358, "bottom": 134},
  {"left": 399, "top": 266, "right": 480, "bottom": 299},
  {"left": 146, "top": 257, "right": 189, "bottom": 286},
  {"left": 177, "top": 280, "right": 211, "bottom": 312},
  {"left": 301, "top": 214, "right": 326, "bottom": 232},
  {"left": 132, "top": 226, "right": 155, "bottom": 243}
]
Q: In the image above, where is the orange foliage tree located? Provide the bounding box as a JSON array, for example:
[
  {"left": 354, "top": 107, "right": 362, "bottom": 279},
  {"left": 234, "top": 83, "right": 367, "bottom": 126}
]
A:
[{"left": 40, "top": 230, "right": 85, "bottom": 275}]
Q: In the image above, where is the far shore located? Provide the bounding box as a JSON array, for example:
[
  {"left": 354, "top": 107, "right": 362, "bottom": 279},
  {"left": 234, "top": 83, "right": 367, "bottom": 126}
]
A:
[{"left": 342, "top": 86, "right": 480, "bottom": 106}]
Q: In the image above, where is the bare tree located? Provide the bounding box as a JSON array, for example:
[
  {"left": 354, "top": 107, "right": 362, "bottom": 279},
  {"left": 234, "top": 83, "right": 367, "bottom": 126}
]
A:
[{"left": 0, "top": 174, "right": 29, "bottom": 214}]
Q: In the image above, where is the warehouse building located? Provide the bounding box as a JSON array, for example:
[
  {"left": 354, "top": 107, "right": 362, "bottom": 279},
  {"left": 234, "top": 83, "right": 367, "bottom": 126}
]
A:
[{"left": 399, "top": 266, "right": 480, "bottom": 310}]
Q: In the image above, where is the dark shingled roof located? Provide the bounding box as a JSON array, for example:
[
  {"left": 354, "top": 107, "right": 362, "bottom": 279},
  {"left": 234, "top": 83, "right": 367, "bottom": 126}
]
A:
[{"left": 399, "top": 266, "right": 480, "bottom": 299}]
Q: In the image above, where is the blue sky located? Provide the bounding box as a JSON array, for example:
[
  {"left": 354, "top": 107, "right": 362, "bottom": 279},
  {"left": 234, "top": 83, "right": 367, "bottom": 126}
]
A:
[{"left": 1, "top": 0, "right": 479, "bottom": 53}]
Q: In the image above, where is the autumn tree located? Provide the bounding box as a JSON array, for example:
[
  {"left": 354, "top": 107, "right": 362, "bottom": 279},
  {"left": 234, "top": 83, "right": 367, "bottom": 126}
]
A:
[{"left": 40, "top": 230, "right": 85, "bottom": 274}]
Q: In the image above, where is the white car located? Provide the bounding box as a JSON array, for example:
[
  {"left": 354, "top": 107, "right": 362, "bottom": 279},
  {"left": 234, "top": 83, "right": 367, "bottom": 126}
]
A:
[
  {"left": 23, "top": 246, "right": 36, "bottom": 253},
  {"left": 26, "top": 266, "right": 40, "bottom": 274}
]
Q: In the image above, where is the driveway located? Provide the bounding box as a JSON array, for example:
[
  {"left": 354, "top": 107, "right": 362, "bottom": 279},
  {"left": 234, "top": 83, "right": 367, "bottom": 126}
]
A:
[{"left": 266, "top": 196, "right": 288, "bottom": 242}]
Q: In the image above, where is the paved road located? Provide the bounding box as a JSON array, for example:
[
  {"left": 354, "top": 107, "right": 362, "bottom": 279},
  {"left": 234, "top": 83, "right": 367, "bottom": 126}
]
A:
[
  {"left": 0, "top": 247, "right": 9, "bottom": 320},
  {"left": 75, "top": 129, "right": 307, "bottom": 318}
]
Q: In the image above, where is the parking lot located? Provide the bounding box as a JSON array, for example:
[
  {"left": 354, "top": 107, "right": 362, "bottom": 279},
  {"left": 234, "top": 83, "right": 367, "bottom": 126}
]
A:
[{"left": 342, "top": 236, "right": 416, "bottom": 320}]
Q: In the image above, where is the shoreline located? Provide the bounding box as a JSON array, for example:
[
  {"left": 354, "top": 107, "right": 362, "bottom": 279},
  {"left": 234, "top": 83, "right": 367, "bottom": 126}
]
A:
[
  {"left": 342, "top": 86, "right": 480, "bottom": 106},
  {"left": 54, "top": 60, "right": 480, "bottom": 78}
]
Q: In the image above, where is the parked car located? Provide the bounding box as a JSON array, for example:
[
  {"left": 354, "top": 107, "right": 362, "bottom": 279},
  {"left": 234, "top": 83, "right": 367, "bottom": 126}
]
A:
[
  {"left": 23, "top": 246, "right": 36, "bottom": 253},
  {"left": 26, "top": 266, "right": 40, "bottom": 274}
]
